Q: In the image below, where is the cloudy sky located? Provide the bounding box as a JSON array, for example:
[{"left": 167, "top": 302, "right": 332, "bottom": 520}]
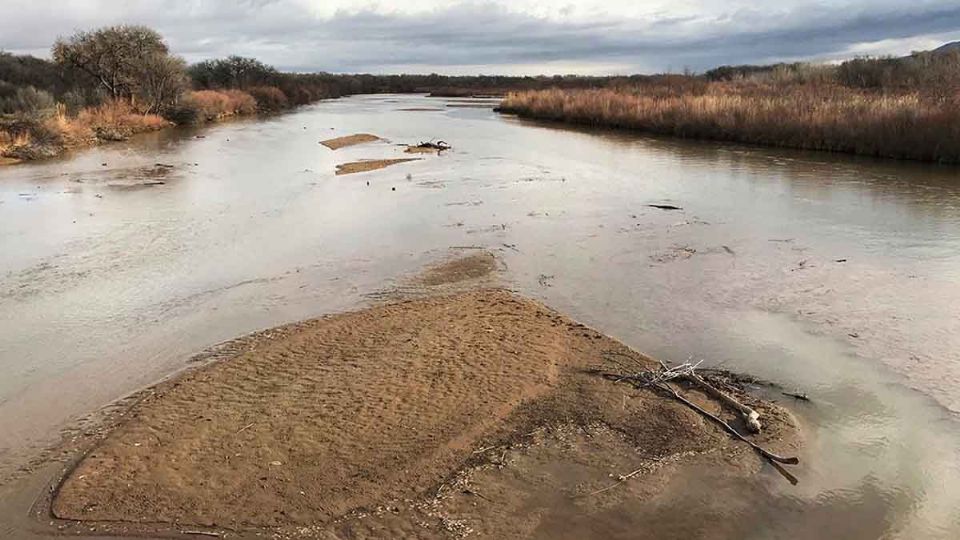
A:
[{"left": 1, "top": 0, "right": 959, "bottom": 75}]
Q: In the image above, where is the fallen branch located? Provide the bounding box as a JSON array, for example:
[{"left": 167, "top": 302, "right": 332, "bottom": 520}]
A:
[
  {"left": 416, "top": 140, "right": 451, "bottom": 151},
  {"left": 655, "top": 381, "right": 797, "bottom": 465},
  {"left": 596, "top": 359, "right": 800, "bottom": 484},
  {"left": 684, "top": 372, "right": 762, "bottom": 433},
  {"left": 643, "top": 360, "right": 761, "bottom": 433},
  {"left": 654, "top": 380, "right": 799, "bottom": 485}
]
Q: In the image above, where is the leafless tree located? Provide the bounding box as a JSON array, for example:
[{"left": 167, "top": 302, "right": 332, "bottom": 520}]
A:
[{"left": 52, "top": 25, "right": 187, "bottom": 112}]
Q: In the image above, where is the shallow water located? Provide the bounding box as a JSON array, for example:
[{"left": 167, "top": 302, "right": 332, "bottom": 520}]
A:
[{"left": 1, "top": 94, "right": 959, "bottom": 537}]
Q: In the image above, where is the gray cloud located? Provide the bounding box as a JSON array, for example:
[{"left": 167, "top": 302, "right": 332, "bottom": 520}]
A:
[{"left": 1, "top": 1, "right": 959, "bottom": 74}]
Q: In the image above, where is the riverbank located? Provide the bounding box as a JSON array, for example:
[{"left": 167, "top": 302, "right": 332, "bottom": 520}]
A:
[
  {"left": 0, "top": 88, "right": 306, "bottom": 164},
  {"left": 498, "top": 86, "right": 960, "bottom": 164},
  {"left": 26, "top": 253, "right": 799, "bottom": 539},
  {"left": 0, "top": 102, "right": 170, "bottom": 163}
]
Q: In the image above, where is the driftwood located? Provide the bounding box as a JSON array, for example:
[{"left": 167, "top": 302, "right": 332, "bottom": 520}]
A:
[
  {"left": 415, "top": 140, "right": 451, "bottom": 151},
  {"left": 648, "top": 204, "right": 682, "bottom": 210},
  {"left": 684, "top": 372, "right": 762, "bottom": 433},
  {"left": 655, "top": 380, "right": 799, "bottom": 485},
  {"left": 637, "top": 360, "right": 761, "bottom": 433},
  {"left": 654, "top": 380, "right": 796, "bottom": 465},
  {"left": 597, "top": 359, "right": 800, "bottom": 484}
]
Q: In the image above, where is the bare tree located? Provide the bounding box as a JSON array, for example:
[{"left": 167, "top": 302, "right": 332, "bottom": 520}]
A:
[
  {"left": 139, "top": 54, "right": 189, "bottom": 114},
  {"left": 52, "top": 25, "right": 186, "bottom": 112}
]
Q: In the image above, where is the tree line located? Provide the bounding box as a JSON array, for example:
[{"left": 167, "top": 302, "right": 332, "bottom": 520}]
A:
[
  {"left": 1, "top": 24, "right": 637, "bottom": 120},
  {"left": 4, "top": 24, "right": 959, "bottom": 120},
  {"left": 705, "top": 48, "right": 960, "bottom": 99}
]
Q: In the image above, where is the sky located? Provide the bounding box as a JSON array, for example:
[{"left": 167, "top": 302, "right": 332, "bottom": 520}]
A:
[{"left": 1, "top": 0, "right": 959, "bottom": 75}]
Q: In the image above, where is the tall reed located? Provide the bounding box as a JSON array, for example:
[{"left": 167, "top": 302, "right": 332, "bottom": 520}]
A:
[{"left": 500, "top": 84, "right": 960, "bottom": 163}]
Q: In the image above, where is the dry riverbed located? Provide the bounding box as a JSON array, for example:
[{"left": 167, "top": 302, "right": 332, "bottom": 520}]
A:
[{"left": 21, "top": 252, "right": 801, "bottom": 539}]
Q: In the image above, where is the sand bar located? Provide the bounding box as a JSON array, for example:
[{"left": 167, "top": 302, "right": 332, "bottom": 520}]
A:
[
  {"left": 320, "top": 133, "right": 380, "bottom": 150},
  {"left": 335, "top": 158, "right": 420, "bottom": 175},
  {"left": 49, "top": 254, "right": 799, "bottom": 537}
]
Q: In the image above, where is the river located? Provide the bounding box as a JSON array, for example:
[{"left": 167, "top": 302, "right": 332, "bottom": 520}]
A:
[{"left": 1, "top": 94, "right": 959, "bottom": 538}]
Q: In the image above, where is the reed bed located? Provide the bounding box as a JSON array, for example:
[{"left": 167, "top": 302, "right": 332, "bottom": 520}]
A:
[{"left": 500, "top": 85, "right": 960, "bottom": 163}]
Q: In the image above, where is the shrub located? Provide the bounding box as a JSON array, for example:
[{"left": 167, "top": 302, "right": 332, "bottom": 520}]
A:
[
  {"left": 246, "top": 86, "right": 288, "bottom": 111},
  {"left": 76, "top": 100, "right": 169, "bottom": 140},
  {"left": 0, "top": 85, "right": 57, "bottom": 114},
  {"left": 163, "top": 103, "right": 199, "bottom": 125},
  {"left": 836, "top": 51, "right": 960, "bottom": 97},
  {"left": 1, "top": 100, "right": 168, "bottom": 160},
  {"left": 0, "top": 114, "right": 68, "bottom": 159},
  {"left": 171, "top": 89, "right": 256, "bottom": 123}
]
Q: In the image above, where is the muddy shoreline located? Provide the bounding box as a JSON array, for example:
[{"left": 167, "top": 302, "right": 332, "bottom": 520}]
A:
[{"left": 3, "top": 253, "right": 801, "bottom": 540}]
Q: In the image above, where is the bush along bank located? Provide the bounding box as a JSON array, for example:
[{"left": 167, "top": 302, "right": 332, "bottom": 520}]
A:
[{"left": 0, "top": 88, "right": 288, "bottom": 163}]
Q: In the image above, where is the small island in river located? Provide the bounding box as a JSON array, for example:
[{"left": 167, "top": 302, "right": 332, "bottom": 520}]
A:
[{"left": 42, "top": 253, "right": 799, "bottom": 539}]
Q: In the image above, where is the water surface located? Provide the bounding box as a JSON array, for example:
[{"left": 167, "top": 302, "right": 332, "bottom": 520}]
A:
[{"left": 1, "top": 94, "right": 959, "bottom": 538}]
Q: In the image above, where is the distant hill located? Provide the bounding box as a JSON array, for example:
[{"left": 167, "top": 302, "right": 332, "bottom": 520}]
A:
[{"left": 933, "top": 42, "right": 960, "bottom": 54}]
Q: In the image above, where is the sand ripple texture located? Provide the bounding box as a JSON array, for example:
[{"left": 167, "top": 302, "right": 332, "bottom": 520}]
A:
[{"left": 53, "top": 290, "right": 575, "bottom": 527}]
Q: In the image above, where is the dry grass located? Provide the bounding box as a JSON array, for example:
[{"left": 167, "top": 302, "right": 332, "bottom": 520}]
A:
[
  {"left": 183, "top": 89, "right": 257, "bottom": 121},
  {"left": 76, "top": 100, "right": 170, "bottom": 140},
  {"left": 0, "top": 129, "right": 18, "bottom": 150},
  {"left": 1, "top": 90, "right": 259, "bottom": 163},
  {"left": 500, "top": 83, "right": 960, "bottom": 163},
  {"left": 1, "top": 101, "right": 168, "bottom": 161},
  {"left": 46, "top": 104, "right": 95, "bottom": 146}
]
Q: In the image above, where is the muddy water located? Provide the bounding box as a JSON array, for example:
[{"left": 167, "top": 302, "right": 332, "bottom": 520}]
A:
[{"left": 1, "top": 94, "right": 959, "bottom": 538}]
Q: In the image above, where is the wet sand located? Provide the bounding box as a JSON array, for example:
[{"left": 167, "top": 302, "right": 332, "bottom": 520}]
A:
[
  {"left": 45, "top": 255, "right": 798, "bottom": 538},
  {"left": 335, "top": 158, "right": 421, "bottom": 175},
  {"left": 320, "top": 133, "right": 381, "bottom": 150}
]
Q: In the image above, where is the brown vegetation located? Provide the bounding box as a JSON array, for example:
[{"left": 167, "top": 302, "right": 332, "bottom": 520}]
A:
[
  {"left": 245, "top": 85, "right": 289, "bottom": 111},
  {"left": 75, "top": 100, "right": 170, "bottom": 139},
  {"left": 500, "top": 81, "right": 960, "bottom": 163},
  {"left": 178, "top": 89, "right": 257, "bottom": 122},
  {"left": 0, "top": 101, "right": 167, "bottom": 160}
]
